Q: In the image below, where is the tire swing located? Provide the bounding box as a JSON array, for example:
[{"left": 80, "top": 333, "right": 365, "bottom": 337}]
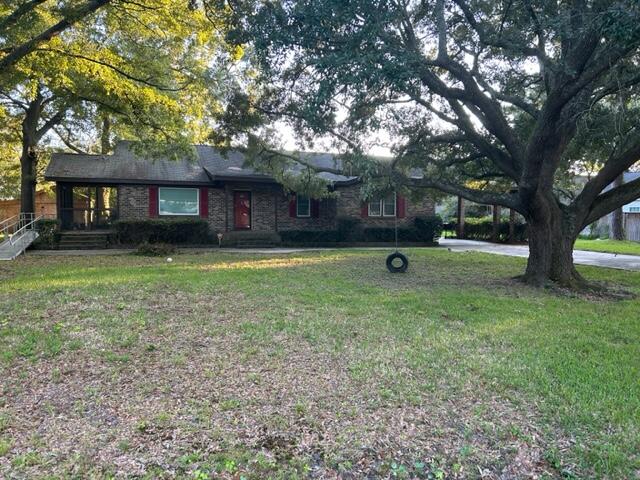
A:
[{"left": 386, "top": 211, "right": 409, "bottom": 273}]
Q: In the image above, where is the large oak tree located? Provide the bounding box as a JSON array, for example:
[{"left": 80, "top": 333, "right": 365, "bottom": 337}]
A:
[{"left": 224, "top": 0, "right": 640, "bottom": 287}]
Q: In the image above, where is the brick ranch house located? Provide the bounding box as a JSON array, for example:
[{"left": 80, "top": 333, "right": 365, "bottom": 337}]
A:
[{"left": 44, "top": 142, "right": 435, "bottom": 244}]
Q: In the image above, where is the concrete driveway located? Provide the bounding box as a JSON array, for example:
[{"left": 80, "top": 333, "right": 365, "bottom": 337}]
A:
[{"left": 440, "top": 238, "right": 640, "bottom": 272}]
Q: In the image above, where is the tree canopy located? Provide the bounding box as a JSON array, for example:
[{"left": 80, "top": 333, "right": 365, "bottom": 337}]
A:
[
  {"left": 0, "top": 0, "right": 243, "bottom": 211},
  {"left": 221, "top": 0, "right": 640, "bottom": 286}
]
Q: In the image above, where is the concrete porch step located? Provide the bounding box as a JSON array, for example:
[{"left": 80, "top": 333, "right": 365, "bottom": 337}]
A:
[
  {"left": 58, "top": 243, "right": 108, "bottom": 250},
  {"left": 59, "top": 232, "right": 110, "bottom": 238},
  {"left": 221, "top": 231, "right": 282, "bottom": 248},
  {"left": 58, "top": 232, "right": 110, "bottom": 250}
]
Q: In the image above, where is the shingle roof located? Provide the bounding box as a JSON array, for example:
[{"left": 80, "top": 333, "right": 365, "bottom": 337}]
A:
[{"left": 45, "top": 142, "right": 357, "bottom": 185}]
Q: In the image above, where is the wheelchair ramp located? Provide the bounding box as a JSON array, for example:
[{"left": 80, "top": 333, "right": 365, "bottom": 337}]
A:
[{"left": 0, "top": 214, "right": 41, "bottom": 261}]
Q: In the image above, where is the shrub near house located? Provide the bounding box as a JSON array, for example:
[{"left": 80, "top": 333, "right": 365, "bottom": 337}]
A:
[
  {"left": 279, "top": 215, "right": 443, "bottom": 245},
  {"left": 462, "top": 217, "right": 528, "bottom": 243},
  {"left": 114, "top": 215, "right": 443, "bottom": 246},
  {"left": 115, "top": 219, "right": 211, "bottom": 245}
]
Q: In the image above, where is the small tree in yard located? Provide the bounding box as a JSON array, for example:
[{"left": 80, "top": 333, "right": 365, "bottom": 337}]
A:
[{"left": 222, "top": 0, "right": 640, "bottom": 287}]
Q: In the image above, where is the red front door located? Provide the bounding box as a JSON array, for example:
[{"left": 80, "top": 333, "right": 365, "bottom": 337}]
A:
[{"left": 234, "top": 191, "right": 251, "bottom": 230}]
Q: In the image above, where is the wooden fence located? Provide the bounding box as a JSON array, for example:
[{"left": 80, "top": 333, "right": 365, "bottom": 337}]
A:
[{"left": 625, "top": 214, "right": 640, "bottom": 242}]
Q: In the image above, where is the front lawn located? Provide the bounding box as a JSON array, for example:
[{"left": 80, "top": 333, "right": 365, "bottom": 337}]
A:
[
  {"left": 0, "top": 250, "right": 638, "bottom": 478},
  {"left": 575, "top": 238, "right": 640, "bottom": 256}
]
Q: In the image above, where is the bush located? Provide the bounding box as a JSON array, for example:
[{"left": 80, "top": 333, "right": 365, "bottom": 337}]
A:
[
  {"left": 114, "top": 219, "right": 211, "bottom": 245},
  {"left": 279, "top": 230, "right": 342, "bottom": 243},
  {"left": 580, "top": 222, "right": 609, "bottom": 240},
  {"left": 361, "top": 216, "right": 442, "bottom": 243},
  {"left": 134, "top": 242, "right": 177, "bottom": 256},
  {"left": 281, "top": 215, "right": 443, "bottom": 244},
  {"left": 361, "top": 227, "right": 416, "bottom": 241},
  {"left": 461, "top": 217, "right": 528, "bottom": 242},
  {"left": 33, "top": 218, "right": 59, "bottom": 249},
  {"left": 337, "top": 217, "right": 363, "bottom": 241},
  {"left": 414, "top": 215, "right": 443, "bottom": 242}
]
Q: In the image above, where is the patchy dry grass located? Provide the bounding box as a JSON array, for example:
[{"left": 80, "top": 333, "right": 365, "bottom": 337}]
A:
[{"left": 0, "top": 249, "right": 639, "bottom": 479}]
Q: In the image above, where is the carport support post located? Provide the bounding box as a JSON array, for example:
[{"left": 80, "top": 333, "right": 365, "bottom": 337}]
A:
[
  {"left": 492, "top": 204, "right": 501, "bottom": 242},
  {"left": 508, "top": 208, "right": 516, "bottom": 243},
  {"left": 456, "top": 196, "right": 465, "bottom": 239}
]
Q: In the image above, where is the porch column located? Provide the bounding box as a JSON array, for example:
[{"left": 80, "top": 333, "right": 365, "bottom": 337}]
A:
[
  {"left": 456, "top": 196, "right": 465, "bottom": 238},
  {"left": 55, "top": 183, "right": 62, "bottom": 222},
  {"left": 508, "top": 208, "right": 516, "bottom": 243},
  {"left": 492, "top": 204, "right": 501, "bottom": 242}
]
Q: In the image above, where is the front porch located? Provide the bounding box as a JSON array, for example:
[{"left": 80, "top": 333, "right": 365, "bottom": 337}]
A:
[{"left": 56, "top": 183, "right": 118, "bottom": 231}]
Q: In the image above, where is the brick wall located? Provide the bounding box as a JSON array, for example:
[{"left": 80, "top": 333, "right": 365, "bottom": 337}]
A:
[
  {"left": 118, "top": 185, "right": 149, "bottom": 220},
  {"left": 117, "top": 182, "right": 436, "bottom": 234},
  {"left": 335, "top": 184, "right": 435, "bottom": 227},
  {"left": 276, "top": 193, "right": 338, "bottom": 231},
  {"left": 406, "top": 192, "right": 436, "bottom": 218},
  {"left": 207, "top": 188, "right": 226, "bottom": 233}
]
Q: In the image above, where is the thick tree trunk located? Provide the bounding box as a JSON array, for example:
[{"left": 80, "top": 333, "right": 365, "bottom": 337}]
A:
[
  {"left": 19, "top": 144, "right": 38, "bottom": 214},
  {"left": 100, "top": 112, "right": 111, "bottom": 154},
  {"left": 18, "top": 91, "right": 63, "bottom": 215},
  {"left": 524, "top": 221, "right": 582, "bottom": 287},
  {"left": 610, "top": 174, "right": 625, "bottom": 240},
  {"left": 19, "top": 93, "right": 44, "bottom": 215},
  {"left": 521, "top": 194, "right": 584, "bottom": 287}
]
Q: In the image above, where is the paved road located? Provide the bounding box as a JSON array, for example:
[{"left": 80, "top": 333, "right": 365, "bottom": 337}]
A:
[{"left": 440, "top": 238, "right": 640, "bottom": 271}]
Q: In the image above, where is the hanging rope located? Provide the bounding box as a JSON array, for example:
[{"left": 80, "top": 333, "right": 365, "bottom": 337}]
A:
[
  {"left": 386, "top": 190, "right": 408, "bottom": 273},
  {"left": 394, "top": 205, "right": 399, "bottom": 253}
]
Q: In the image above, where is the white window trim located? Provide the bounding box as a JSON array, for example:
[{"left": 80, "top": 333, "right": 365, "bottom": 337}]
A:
[
  {"left": 383, "top": 195, "right": 396, "bottom": 217},
  {"left": 368, "top": 195, "right": 396, "bottom": 217},
  {"left": 158, "top": 187, "right": 200, "bottom": 216},
  {"left": 368, "top": 200, "right": 382, "bottom": 217},
  {"left": 296, "top": 195, "right": 311, "bottom": 218}
]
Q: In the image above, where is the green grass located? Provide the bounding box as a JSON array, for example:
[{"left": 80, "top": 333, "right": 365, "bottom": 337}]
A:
[
  {"left": 0, "top": 249, "right": 638, "bottom": 478},
  {"left": 575, "top": 238, "right": 640, "bottom": 256}
]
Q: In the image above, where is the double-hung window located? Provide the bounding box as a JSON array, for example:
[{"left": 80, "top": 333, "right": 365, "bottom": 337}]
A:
[
  {"left": 159, "top": 187, "right": 199, "bottom": 216},
  {"left": 368, "top": 194, "right": 396, "bottom": 217},
  {"left": 296, "top": 195, "right": 311, "bottom": 217}
]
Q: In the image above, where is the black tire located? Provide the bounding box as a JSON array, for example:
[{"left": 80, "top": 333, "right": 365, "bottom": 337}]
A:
[{"left": 386, "top": 252, "right": 408, "bottom": 273}]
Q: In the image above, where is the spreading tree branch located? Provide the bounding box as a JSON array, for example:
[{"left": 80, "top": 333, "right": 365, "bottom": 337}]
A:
[
  {"left": 0, "top": 0, "right": 112, "bottom": 71},
  {"left": 0, "top": 0, "right": 48, "bottom": 34},
  {"left": 583, "top": 177, "right": 640, "bottom": 227}
]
